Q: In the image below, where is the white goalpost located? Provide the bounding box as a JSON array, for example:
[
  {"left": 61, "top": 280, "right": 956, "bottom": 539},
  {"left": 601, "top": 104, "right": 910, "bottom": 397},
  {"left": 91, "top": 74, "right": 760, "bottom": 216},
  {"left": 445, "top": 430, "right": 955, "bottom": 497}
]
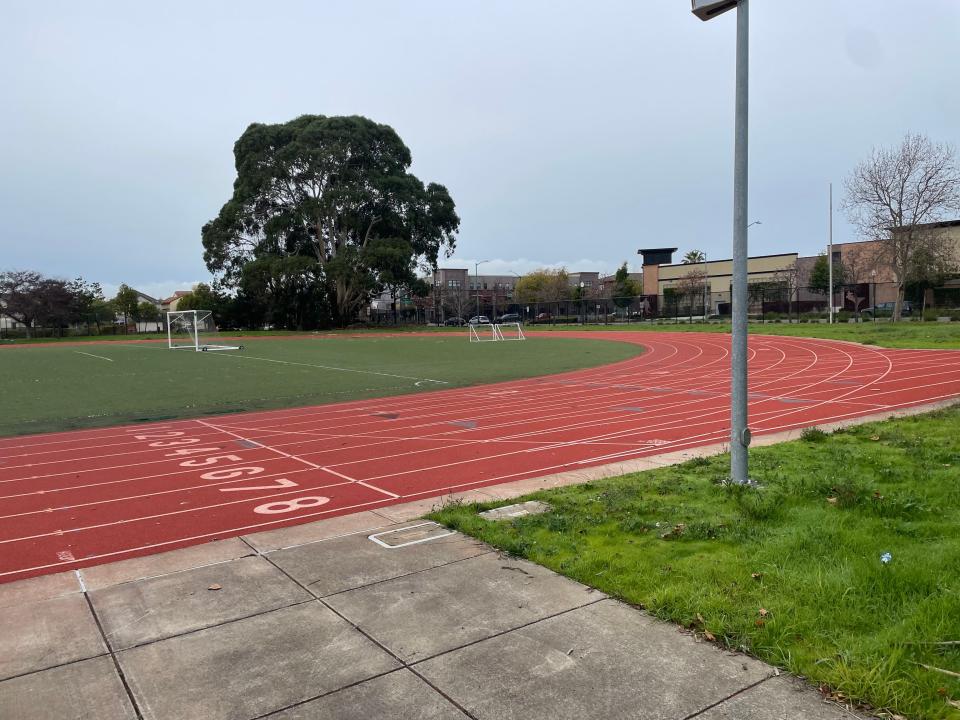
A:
[
  {"left": 166, "top": 310, "right": 241, "bottom": 352},
  {"left": 468, "top": 322, "right": 526, "bottom": 343}
]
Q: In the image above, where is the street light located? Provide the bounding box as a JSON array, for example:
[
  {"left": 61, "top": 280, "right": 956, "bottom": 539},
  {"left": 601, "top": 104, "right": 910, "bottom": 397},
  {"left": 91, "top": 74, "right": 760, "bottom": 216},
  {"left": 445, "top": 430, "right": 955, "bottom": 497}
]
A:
[
  {"left": 474, "top": 260, "right": 490, "bottom": 317},
  {"left": 692, "top": 0, "right": 752, "bottom": 485}
]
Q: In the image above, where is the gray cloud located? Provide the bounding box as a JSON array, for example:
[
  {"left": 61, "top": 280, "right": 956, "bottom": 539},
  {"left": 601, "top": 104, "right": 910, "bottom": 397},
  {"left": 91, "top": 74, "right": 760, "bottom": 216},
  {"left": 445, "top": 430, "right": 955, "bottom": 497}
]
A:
[{"left": 1, "top": 1, "right": 958, "bottom": 292}]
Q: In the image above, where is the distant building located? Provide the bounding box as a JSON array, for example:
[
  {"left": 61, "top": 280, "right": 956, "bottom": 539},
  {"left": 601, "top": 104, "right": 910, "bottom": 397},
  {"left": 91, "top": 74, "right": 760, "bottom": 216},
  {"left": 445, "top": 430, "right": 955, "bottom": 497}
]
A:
[{"left": 160, "top": 290, "right": 193, "bottom": 313}]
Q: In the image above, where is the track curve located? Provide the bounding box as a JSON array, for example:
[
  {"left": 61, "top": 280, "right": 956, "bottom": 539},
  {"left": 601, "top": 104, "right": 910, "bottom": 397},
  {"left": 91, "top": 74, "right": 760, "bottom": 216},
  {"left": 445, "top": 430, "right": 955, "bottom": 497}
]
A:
[{"left": 1, "top": 330, "right": 958, "bottom": 583}]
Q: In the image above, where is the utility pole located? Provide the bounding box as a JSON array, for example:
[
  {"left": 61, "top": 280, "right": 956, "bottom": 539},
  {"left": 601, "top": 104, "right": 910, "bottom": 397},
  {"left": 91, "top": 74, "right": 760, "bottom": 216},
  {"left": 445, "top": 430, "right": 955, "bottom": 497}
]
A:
[
  {"left": 828, "top": 183, "right": 834, "bottom": 324},
  {"left": 475, "top": 260, "right": 489, "bottom": 317},
  {"left": 692, "top": 0, "right": 751, "bottom": 484}
]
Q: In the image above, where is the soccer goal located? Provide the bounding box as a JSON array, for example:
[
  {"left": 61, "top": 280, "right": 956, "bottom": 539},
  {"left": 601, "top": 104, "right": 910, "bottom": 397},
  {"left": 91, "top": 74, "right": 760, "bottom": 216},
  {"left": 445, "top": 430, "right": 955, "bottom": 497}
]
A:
[
  {"left": 166, "top": 310, "right": 241, "bottom": 352},
  {"left": 497, "top": 322, "right": 526, "bottom": 341},
  {"left": 468, "top": 322, "right": 526, "bottom": 342}
]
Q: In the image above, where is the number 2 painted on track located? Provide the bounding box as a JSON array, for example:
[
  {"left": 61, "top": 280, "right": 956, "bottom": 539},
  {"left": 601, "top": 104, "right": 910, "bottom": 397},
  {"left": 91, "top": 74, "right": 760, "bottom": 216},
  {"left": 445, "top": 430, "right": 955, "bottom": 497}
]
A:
[{"left": 253, "top": 496, "right": 330, "bottom": 514}]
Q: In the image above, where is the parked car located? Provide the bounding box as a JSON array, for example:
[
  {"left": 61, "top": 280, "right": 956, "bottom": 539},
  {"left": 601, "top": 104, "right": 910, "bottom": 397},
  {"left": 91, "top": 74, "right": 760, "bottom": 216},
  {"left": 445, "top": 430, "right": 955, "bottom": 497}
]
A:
[
  {"left": 862, "top": 301, "right": 912, "bottom": 318},
  {"left": 444, "top": 317, "right": 466, "bottom": 326},
  {"left": 468, "top": 315, "right": 490, "bottom": 325},
  {"left": 496, "top": 313, "right": 521, "bottom": 323}
]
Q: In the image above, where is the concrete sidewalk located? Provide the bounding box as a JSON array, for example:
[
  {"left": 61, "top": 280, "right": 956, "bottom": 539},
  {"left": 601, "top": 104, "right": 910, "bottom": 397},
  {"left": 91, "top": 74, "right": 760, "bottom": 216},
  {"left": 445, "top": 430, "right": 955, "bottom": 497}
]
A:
[{"left": 1, "top": 510, "right": 864, "bottom": 720}]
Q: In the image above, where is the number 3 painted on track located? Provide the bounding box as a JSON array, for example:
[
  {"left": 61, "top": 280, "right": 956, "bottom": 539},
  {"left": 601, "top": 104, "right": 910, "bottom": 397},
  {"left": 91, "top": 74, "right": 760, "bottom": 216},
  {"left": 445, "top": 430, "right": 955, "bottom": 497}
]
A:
[{"left": 253, "top": 496, "right": 330, "bottom": 514}]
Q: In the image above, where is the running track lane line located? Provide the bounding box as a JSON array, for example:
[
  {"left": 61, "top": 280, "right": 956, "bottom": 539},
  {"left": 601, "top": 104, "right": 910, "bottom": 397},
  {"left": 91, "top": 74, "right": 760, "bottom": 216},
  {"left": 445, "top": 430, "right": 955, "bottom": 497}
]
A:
[{"left": 1, "top": 331, "right": 958, "bottom": 584}]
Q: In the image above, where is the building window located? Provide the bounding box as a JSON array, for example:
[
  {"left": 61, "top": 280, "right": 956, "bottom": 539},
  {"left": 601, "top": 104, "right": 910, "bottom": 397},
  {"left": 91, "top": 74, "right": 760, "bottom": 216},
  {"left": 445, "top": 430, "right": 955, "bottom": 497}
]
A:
[{"left": 447, "top": 280, "right": 461, "bottom": 289}]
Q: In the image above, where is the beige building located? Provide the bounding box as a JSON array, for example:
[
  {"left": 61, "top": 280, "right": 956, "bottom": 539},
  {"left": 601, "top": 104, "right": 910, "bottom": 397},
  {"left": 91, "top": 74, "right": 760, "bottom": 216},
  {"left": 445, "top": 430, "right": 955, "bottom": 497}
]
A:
[{"left": 638, "top": 248, "right": 796, "bottom": 296}]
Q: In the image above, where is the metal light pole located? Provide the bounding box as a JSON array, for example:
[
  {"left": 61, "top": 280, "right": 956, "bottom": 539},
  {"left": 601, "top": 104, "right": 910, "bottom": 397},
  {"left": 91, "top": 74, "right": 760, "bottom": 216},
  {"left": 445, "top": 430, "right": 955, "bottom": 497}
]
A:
[
  {"left": 828, "top": 183, "right": 834, "bottom": 324},
  {"left": 703, "top": 251, "right": 709, "bottom": 319},
  {"left": 693, "top": 0, "right": 751, "bottom": 484},
  {"left": 475, "top": 260, "right": 490, "bottom": 317}
]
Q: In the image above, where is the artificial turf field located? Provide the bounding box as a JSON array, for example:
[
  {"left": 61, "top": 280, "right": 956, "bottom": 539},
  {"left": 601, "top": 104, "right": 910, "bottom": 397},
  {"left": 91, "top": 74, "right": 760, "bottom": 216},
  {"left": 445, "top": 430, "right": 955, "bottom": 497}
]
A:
[{"left": 0, "top": 334, "right": 641, "bottom": 437}]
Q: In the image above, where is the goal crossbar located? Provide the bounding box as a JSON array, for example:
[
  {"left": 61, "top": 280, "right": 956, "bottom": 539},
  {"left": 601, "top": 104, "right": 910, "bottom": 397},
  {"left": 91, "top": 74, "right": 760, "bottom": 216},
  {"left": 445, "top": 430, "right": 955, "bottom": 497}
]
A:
[{"left": 166, "top": 310, "right": 240, "bottom": 352}]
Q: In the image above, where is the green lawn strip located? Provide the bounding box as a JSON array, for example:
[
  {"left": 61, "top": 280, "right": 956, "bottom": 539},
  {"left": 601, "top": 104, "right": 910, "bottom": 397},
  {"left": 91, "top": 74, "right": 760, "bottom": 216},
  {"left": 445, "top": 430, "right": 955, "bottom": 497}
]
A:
[
  {"left": 430, "top": 408, "right": 960, "bottom": 720},
  {"left": 530, "top": 321, "right": 960, "bottom": 350},
  {"left": 0, "top": 335, "right": 640, "bottom": 437}
]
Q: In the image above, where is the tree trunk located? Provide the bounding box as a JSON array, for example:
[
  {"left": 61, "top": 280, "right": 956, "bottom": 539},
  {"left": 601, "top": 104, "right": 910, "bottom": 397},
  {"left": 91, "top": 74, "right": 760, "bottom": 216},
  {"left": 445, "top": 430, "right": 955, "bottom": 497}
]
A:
[{"left": 893, "top": 284, "right": 906, "bottom": 322}]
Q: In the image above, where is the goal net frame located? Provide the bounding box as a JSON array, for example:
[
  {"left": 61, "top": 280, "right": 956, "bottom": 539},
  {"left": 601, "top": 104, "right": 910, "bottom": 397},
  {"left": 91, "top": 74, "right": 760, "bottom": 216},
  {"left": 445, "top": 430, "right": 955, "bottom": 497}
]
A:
[
  {"left": 166, "top": 310, "right": 240, "bottom": 352},
  {"left": 468, "top": 322, "right": 526, "bottom": 343}
]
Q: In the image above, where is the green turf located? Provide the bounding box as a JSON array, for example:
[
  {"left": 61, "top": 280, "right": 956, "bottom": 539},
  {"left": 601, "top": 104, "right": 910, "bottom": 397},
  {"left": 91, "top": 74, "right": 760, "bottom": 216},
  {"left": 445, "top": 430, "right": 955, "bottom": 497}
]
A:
[
  {"left": 532, "top": 320, "right": 960, "bottom": 349},
  {"left": 0, "top": 335, "right": 641, "bottom": 437},
  {"left": 431, "top": 408, "right": 960, "bottom": 719}
]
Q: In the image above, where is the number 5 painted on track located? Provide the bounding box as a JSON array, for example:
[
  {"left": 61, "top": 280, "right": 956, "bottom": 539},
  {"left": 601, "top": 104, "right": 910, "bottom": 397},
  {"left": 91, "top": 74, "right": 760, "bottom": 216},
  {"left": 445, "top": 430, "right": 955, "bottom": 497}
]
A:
[{"left": 253, "top": 496, "right": 330, "bottom": 514}]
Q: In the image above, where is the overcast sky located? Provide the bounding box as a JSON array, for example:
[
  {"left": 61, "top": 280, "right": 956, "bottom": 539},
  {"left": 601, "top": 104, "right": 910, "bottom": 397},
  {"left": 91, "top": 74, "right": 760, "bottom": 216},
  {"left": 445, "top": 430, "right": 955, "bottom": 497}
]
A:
[{"left": 2, "top": 1, "right": 958, "bottom": 299}]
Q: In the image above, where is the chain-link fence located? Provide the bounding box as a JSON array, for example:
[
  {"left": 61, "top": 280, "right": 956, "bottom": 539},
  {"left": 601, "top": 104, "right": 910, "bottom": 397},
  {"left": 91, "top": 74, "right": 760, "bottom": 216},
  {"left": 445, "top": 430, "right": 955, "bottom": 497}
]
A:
[
  {"left": 426, "top": 281, "right": 960, "bottom": 325},
  {"left": 0, "top": 314, "right": 165, "bottom": 340}
]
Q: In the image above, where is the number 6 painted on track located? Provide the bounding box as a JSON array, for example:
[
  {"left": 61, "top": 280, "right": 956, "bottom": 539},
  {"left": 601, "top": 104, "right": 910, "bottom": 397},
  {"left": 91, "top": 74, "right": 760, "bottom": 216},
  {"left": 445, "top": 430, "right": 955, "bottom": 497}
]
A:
[{"left": 253, "top": 496, "right": 330, "bottom": 514}]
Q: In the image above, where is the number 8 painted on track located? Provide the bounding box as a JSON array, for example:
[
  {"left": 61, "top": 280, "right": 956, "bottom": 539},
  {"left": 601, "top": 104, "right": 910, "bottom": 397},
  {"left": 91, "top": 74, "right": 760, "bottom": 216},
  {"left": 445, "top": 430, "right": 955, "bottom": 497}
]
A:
[{"left": 253, "top": 496, "right": 330, "bottom": 515}]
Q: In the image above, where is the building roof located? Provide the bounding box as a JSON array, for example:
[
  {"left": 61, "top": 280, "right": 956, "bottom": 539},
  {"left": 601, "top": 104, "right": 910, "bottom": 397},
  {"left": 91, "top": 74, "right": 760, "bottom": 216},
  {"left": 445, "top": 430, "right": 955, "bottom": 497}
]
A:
[
  {"left": 891, "top": 219, "right": 960, "bottom": 231},
  {"left": 160, "top": 290, "right": 192, "bottom": 304}
]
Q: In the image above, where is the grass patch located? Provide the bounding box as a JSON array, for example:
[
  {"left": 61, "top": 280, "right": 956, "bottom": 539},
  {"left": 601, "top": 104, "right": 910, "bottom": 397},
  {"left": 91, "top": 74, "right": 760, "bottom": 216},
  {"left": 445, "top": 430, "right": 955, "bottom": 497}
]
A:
[
  {"left": 0, "top": 334, "right": 640, "bottom": 437},
  {"left": 431, "top": 408, "right": 960, "bottom": 719}
]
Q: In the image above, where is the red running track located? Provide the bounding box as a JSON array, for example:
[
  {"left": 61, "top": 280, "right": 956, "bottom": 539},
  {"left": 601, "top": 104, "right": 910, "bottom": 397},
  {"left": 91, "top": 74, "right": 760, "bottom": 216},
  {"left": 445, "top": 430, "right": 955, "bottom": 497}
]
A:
[{"left": 1, "top": 331, "right": 959, "bottom": 584}]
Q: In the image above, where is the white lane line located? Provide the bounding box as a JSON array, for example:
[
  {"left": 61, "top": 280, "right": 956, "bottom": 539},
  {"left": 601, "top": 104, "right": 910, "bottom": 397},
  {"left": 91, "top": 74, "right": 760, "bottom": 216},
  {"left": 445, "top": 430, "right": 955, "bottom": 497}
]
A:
[
  {"left": 74, "top": 351, "right": 114, "bottom": 362},
  {"left": 207, "top": 351, "right": 449, "bottom": 385},
  {"left": 196, "top": 419, "right": 324, "bottom": 470},
  {"left": 321, "top": 466, "right": 400, "bottom": 499}
]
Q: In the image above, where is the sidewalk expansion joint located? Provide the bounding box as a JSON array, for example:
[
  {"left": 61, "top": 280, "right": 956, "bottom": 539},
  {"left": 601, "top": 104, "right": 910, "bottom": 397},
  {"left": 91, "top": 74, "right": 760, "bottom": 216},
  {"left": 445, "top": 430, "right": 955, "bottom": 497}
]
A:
[{"left": 83, "top": 591, "right": 145, "bottom": 720}]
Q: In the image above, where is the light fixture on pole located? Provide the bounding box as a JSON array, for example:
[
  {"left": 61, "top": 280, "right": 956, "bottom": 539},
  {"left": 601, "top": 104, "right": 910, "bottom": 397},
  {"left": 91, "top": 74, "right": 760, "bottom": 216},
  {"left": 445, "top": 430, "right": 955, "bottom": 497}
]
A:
[
  {"left": 474, "top": 260, "right": 490, "bottom": 316},
  {"left": 692, "top": 0, "right": 752, "bottom": 485}
]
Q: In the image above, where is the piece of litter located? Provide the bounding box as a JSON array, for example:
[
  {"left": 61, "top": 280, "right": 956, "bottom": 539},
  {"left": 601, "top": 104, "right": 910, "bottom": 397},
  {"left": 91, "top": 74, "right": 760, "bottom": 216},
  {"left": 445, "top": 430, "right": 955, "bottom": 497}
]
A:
[
  {"left": 208, "top": 583, "right": 222, "bottom": 591},
  {"left": 880, "top": 552, "right": 892, "bottom": 564}
]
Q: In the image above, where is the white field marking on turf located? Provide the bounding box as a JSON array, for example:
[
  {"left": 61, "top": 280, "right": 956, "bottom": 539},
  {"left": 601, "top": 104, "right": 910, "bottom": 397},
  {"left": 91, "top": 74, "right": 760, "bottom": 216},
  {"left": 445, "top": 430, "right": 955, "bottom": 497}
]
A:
[
  {"left": 368, "top": 521, "right": 455, "bottom": 549},
  {"left": 188, "top": 335, "right": 679, "bottom": 436},
  {"left": 74, "top": 351, "right": 114, "bottom": 362},
  {"left": 206, "top": 350, "right": 449, "bottom": 385},
  {"left": 0, "top": 475, "right": 362, "bottom": 545},
  {"left": 319, "top": 466, "right": 400, "bottom": 499},
  {"left": 0, "top": 332, "right": 671, "bottom": 456}
]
